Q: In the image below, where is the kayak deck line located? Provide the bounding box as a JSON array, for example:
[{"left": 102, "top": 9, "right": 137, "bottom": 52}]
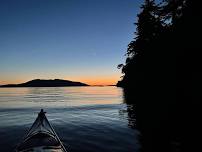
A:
[{"left": 15, "top": 109, "right": 68, "bottom": 152}]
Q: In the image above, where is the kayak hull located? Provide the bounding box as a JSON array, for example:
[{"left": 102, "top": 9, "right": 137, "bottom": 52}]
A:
[{"left": 15, "top": 109, "right": 67, "bottom": 152}]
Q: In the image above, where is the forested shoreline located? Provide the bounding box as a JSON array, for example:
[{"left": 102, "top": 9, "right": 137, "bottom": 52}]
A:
[{"left": 118, "top": 0, "right": 202, "bottom": 151}]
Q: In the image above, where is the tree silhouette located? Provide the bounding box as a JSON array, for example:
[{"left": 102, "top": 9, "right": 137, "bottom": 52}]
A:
[
  {"left": 118, "top": 0, "right": 202, "bottom": 151},
  {"left": 117, "top": 0, "right": 164, "bottom": 90}
]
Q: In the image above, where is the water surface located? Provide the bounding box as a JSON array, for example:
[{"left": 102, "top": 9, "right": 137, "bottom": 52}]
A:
[{"left": 0, "top": 86, "right": 140, "bottom": 152}]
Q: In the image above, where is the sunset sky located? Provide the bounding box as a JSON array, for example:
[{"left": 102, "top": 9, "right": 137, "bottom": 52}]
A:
[{"left": 0, "top": 0, "right": 142, "bottom": 85}]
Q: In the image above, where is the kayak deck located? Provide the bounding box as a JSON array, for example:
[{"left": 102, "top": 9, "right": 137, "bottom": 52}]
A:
[{"left": 15, "top": 109, "right": 67, "bottom": 152}]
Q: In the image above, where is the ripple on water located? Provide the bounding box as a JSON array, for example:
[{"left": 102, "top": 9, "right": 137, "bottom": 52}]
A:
[{"left": 0, "top": 87, "right": 140, "bottom": 152}]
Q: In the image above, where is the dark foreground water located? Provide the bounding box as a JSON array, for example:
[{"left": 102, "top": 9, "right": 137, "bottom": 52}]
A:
[{"left": 0, "top": 86, "right": 140, "bottom": 152}]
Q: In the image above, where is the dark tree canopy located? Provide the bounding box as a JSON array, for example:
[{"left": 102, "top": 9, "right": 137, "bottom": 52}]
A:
[
  {"left": 118, "top": 0, "right": 202, "bottom": 151},
  {"left": 118, "top": 0, "right": 202, "bottom": 92}
]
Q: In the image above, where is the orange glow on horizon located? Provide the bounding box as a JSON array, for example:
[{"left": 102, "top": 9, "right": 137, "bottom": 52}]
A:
[
  {"left": 78, "top": 78, "right": 117, "bottom": 86},
  {"left": 0, "top": 75, "right": 121, "bottom": 86},
  {"left": 0, "top": 79, "right": 26, "bottom": 85},
  {"left": 66, "top": 75, "right": 120, "bottom": 86}
]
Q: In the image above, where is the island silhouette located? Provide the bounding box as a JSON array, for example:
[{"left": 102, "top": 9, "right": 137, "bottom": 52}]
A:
[{"left": 0, "top": 79, "right": 89, "bottom": 87}]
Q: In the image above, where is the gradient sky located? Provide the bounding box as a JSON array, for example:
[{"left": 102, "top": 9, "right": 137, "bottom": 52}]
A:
[{"left": 0, "top": 0, "right": 143, "bottom": 85}]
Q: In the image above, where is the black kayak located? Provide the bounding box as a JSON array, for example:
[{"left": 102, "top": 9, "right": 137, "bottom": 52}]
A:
[{"left": 15, "top": 109, "right": 68, "bottom": 152}]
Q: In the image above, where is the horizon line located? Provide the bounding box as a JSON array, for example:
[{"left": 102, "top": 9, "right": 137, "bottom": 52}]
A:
[{"left": 0, "top": 78, "right": 117, "bottom": 86}]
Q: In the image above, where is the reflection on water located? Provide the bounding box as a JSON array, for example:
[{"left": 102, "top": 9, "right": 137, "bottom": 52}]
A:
[
  {"left": 122, "top": 88, "right": 182, "bottom": 152},
  {"left": 0, "top": 87, "right": 123, "bottom": 108},
  {"left": 0, "top": 87, "right": 140, "bottom": 152}
]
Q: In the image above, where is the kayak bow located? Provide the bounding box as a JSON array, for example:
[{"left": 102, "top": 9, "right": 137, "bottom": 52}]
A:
[{"left": 15, "top": 109, "right": 67, "bottom": 152}]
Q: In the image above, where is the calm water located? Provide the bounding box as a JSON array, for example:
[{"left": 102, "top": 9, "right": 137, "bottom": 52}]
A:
[{"left": 0, "top": 86, "right": 140, "bottom": 152}]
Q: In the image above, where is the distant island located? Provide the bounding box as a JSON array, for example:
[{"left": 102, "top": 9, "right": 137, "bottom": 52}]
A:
[{"left": 0, "top": 79, "right": 89, "bottom": 87}]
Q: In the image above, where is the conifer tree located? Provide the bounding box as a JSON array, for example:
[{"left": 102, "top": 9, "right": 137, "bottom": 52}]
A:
[{"left": 118, "top": 0, "right": 162, "bottom": 87}]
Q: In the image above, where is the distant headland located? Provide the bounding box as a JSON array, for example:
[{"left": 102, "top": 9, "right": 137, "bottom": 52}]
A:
[{"left": 0, "top": 79, "right": 89, "bottom": 87}]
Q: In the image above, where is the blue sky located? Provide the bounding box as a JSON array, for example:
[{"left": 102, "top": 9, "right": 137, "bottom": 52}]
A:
[{"left": 0, "top": 0, "right": 143, "bottom": 85}]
